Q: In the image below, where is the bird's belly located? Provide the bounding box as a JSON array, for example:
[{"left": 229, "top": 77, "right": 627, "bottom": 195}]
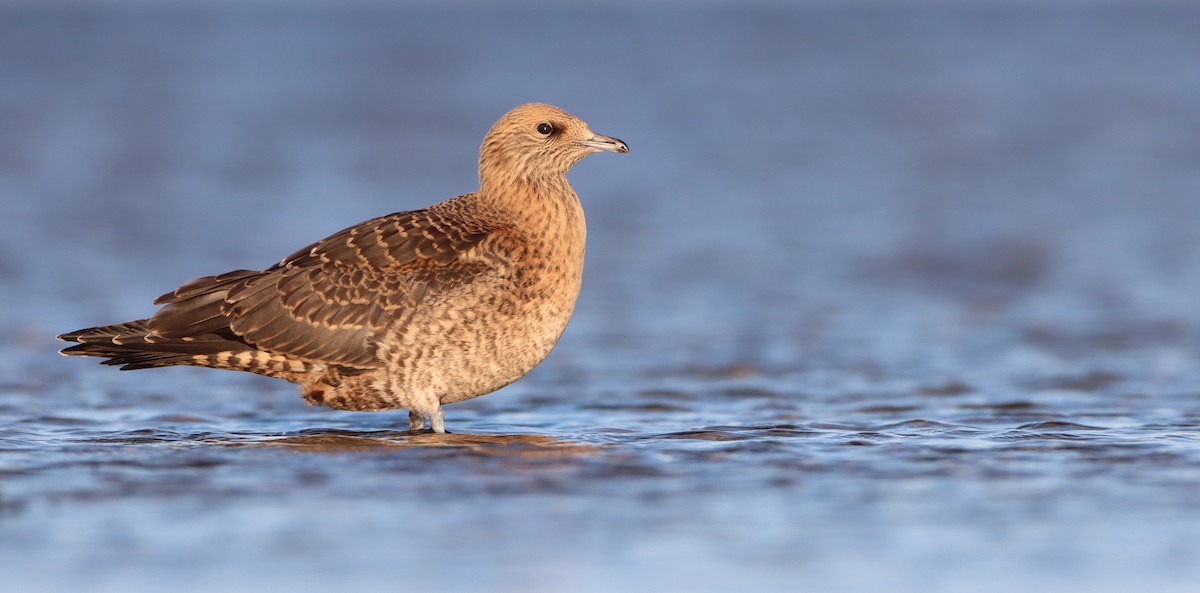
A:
[{"left": 378, "top": 276, "right": 580, "bottom": 405}]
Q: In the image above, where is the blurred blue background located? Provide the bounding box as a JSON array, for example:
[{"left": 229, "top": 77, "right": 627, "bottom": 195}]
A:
[{"left": 2, "top": 2, "right": 1200, "bottom": 592}]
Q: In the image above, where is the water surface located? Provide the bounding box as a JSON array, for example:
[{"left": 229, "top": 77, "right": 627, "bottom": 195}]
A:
[{"left": 3, "top": 3, "right": 1200, "bottom": 592}]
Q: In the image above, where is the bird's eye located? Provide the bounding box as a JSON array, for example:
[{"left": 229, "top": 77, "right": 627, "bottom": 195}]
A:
[{"left": 536, "top": 122, "right": 554, "bottom": 135}]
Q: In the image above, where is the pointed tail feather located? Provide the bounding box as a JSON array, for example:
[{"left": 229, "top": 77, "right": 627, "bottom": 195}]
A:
[
  {"left": 58, "top": 320, "right": 153, "bottom": 345},
  {"left": 59, "top": 319, "right": 247, "bottom": 370},
  {"left": 58, "top": 319, "right": 315, "bottom": 378}
]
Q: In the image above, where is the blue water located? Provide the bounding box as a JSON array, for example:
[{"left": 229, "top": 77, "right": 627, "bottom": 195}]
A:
[{"left": 3, "top": 2, "right": 1200, "bottom": 592}]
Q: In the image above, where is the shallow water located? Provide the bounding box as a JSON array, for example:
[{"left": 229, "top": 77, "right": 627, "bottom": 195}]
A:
[{"left": 3, "top": 2, "right": 1200, "bottom": 592}]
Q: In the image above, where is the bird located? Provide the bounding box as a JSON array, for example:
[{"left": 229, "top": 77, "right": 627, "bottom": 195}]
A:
[{"left": 58, "top": 103, "right": 628, "bottom": 433}]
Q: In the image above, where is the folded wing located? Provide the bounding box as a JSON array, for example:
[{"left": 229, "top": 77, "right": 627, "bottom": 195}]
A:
[{"left": 148, "top": 205, "right": 498, "bottom": 369}]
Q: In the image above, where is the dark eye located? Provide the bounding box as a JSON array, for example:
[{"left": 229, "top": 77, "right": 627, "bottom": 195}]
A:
[{"left": 536, "top": 122, "right": 554, "bottom": 135}]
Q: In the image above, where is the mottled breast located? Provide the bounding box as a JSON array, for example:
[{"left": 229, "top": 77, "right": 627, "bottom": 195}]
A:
[{"left": 379, "top": 193, "right": 586, "bottom": 404}]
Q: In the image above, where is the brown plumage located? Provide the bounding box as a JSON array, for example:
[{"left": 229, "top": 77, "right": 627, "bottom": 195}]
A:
[{"left": 58, "top": 103, "right": 628, "bottom": 433}]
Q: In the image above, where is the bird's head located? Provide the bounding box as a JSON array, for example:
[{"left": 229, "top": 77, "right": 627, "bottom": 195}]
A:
[{"left": 479, "top": 103, "right": 628, "bottom": 186}]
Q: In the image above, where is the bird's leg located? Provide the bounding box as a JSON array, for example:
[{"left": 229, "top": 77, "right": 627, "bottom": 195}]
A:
[
  {"left": 408, "top": 410, "right": 425, "bottom": 431},
  {"left": 429, "top": 407, "right": 446, "bottom": 434}
]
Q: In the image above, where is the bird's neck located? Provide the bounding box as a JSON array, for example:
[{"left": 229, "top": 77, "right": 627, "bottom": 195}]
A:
[
  {"left": 480, "top": 172, "right": 575, "bottom": 215},
  {"left": 481, "top": 174, "right": 586, "bottom": 251}
]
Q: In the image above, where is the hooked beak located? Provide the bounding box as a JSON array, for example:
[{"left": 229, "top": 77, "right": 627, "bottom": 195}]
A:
[{"left": 577, "top": 133, "right": 629, "bottom": 154}]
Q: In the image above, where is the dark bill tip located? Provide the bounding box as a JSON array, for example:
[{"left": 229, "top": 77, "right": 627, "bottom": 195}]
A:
[{"left": 578, "top": 133, "right": 629, "bottom": 154}]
